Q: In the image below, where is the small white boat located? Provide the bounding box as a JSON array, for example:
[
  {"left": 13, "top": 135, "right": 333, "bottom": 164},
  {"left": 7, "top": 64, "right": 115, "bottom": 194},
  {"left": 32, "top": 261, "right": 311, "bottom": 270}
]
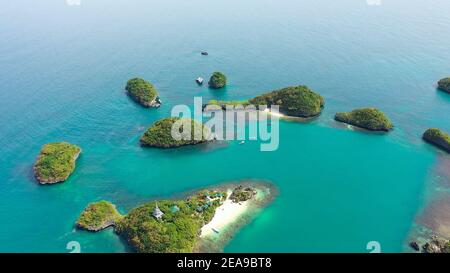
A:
[
  {"left": 196, "top": 77, "right": 204, "bottom": 84},
  {"left": 239, "top": 141, "right": 245, "bottom": 145},
  {"left": 212, "top": 228, "right": 220, "bottom": 234}
]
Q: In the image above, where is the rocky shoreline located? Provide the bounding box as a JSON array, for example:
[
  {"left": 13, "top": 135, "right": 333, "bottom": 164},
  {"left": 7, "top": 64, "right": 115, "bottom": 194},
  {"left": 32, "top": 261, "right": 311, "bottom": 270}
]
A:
[
  {"left": 409, "top": 235, "right": 450, "bottom": 253},
  {"left": 128, "top": 94, "right": 161, "bottom": 108}
]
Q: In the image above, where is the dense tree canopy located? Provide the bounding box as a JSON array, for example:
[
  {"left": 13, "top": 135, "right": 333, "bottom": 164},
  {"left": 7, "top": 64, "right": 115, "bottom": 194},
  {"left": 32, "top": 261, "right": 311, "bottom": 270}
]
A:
[
  {"left": 115, "top": 190, "right": 226, "bottom": 253},
  {"left": 423, "top": 128, "right": 450, "bottom": 152},
  {"left": 249, "top": 86, "right": 324, "bottom": 117},
  {"left": 34, "top": 142, "right": 81, "bottom": 184},
  {"left": 140, "top": 117, "right": 211, "bottom": 148},
  {"left": 76, "top": 201, "right": 122, "bottom": 231},
  {"left": 125, "top": 78, "right": 159, "bottom": 107},
  {"left": 335, "top": 108, "right": 393, "bottom": 132},
  {"left": 208, "top": 72, "right": 227, "bottom": 89}
]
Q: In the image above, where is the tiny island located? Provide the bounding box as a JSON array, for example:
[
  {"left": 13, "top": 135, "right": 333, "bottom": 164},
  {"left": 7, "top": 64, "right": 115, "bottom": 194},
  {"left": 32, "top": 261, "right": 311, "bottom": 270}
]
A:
[
  {"left": 140, "top": 117, "right": 211, "bottom": 148},
  {"left": 125, "top": 78, "right": 161, "bottom": 107},
  {"left": 422, "top": 128, "right": 450, "bottom": 153},
  {"left": 208, "top": 72, "right": 227, "bottom": 89},
  {"left": 33, "top": 142, "right": 81, "bottom": 184},
  {"left": 76, "top": 183, "right": 275, "bottom": 253},
  {"left": 437, "top": 77, "right": 450, "bottom": 93},
  {"left": 76, "top": 201, "right": 123, "bottom": 231},
  {"left": 334, "top": 108, "right": 393, "bottom": 132}
]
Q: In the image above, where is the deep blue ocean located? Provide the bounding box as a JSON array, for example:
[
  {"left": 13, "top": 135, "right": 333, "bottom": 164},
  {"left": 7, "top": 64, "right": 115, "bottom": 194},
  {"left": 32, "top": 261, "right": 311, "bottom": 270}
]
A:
[{"left": 0, "top": 0, "right": 449, "bottom": 252}]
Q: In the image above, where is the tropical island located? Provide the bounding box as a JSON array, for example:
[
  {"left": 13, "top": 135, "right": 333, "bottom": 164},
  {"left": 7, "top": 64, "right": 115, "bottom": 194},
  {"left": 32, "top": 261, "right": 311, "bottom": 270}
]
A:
[
  {"left": 116, "top": 189, "right": 226, "bottom": 253},
  {"left": 249, "top": 86, "right": 324, "bottom": 117},
  {"left": 422, "top": 128, "right": 450, "bottom": 152},
  {"left": 208, "top": 72, "right": 227, "bottom": 89},
  {"left": 125, "top": 78, "right": 161, "bottom": 107},
  {"left": 334, "top": 108, "right": 393, "bottom": 132},
  {"left": 76, "top": 201, "right": 123, "bottom": 231},
  {"left": 33, "top": 142, "right": 81, "bottom": 184},
  {"left": 203, "top": 85, "right": 325, "bottom": 118},
  {"left": 140, "top": 117, "right": 211, "bottom": 148},
  {"left": 75, "top": 183, "right": 275, "bottom": 253},
  {"left": 437, "top": 77, "right": 450, "bottom": 93}
]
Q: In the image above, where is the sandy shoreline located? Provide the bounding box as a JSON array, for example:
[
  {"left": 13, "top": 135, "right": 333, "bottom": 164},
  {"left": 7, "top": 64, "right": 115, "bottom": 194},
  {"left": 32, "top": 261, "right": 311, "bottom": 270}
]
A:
[
  {"left": 200, "top": 190, "right": 251, "bottom": 238},
  {"left": 263, "top": 108, "right": 285, "bottom": 118}
]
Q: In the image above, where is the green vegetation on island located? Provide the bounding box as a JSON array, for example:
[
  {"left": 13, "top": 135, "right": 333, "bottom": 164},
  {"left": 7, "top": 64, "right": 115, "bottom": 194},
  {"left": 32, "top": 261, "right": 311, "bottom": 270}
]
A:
[
  {"left": 334, "top": 108, "right": 393, "bottom": 132},
  {"left": 229, "top": 185, "right": 256, "bottom": 203},
  {"left": 422, "top": 128, "right": 450, "bottom": 152},
  {"left": 208, "top": 72, "right": 227, "bottom": 89},
  {"left": 140, "top": 117, "right": 211, "bottom": 148},
  {"left": 125, "top": 78, "right": 160, "bottom": 107},
  {"left": 76, "top": 183, "right": 274, "bottom": 253},
  {"left": 76, "top": 201, "right": 123, "bottom": 231},
  {"left": 204, "top": 99, "right": 251, "bottom": 110},
  {"left": 115, "top": 190, "right": 226, "bottom": 253},
  {"left": 249, "top": 86, "right": 325, "bottom": 117},
  {"left": 33, "top": 142, "right": 81, "bottom": 184},
  {"left": 437, "top": 77, "right": 450, "bottom": 93}
]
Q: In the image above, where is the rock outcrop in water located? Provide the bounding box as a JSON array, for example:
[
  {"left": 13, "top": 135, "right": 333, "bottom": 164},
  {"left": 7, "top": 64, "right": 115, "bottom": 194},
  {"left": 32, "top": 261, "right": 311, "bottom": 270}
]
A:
[
  {"left": 410, "top": 236, "right": 450, "bottom": 253},
  {"left": 249, "top": 85, "right": 325, "bottom": 118},
  {"left": 334, "top": 108, "right": 393, "bottom": 132},
  {"left": 76, "top": 201, "right": 122, "bottom": 231},
  {"left": 140, "top": 117, "right": 211, "bottom": 148},
  {"left": 208, "top": 72, "right": 227, "bottom": 89},
  {"left": 423, "top": 128, "right": 450, "bottom": 152},
  {"left": 438, "top": 77, "right": 450, "bottom": 93},
  {"left": 33, "top": 142, "right": 81, "bottom": 184},
  {"left": 125, "top": 78, "right": 160, "bottom": 107}
]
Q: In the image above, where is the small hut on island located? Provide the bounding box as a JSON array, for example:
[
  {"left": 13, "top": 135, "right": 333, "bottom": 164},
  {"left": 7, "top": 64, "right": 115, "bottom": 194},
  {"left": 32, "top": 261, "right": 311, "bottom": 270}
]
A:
[{"left": 152, "top": 203, "right": 164, "bottom": 220}]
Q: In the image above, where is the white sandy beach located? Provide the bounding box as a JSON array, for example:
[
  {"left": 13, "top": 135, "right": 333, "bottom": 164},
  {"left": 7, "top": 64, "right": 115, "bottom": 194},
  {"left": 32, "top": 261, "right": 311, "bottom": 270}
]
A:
[
  {"left": 263, "top": 108, "right": 285, "bottom": 118},
  {"left": 200, "top": 190, "right": 250, "bottom": 238}
]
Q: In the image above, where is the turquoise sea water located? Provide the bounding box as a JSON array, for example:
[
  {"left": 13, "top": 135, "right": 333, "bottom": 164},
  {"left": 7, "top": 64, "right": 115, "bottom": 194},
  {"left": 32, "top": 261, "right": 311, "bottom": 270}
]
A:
[{"left": 0, "top": 0, "right": 450, "bottom": 252}]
